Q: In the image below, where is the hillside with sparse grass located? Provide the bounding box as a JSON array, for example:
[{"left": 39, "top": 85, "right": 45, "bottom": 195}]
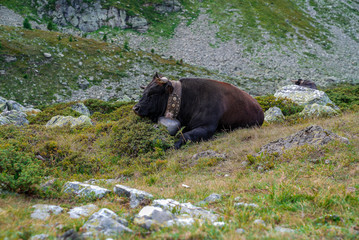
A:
[{"left": 0, "top": 0, "right": 359, "bottom": 239}]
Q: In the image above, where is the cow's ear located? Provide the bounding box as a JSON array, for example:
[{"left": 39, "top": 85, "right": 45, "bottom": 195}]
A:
[
  {"left": 153, "top": 72, "right": 160, "bottom": 81},
  {"left": 165, "top": 82, "right": 174, "bottom": 94}
]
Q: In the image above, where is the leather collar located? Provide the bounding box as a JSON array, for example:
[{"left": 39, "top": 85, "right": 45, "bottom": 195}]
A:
[{"left": 164, "top": 80, "right": 182, "bottom": 119}]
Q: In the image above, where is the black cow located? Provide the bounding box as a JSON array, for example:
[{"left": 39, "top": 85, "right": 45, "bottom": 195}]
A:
[
  {"left": 133, "top": 73, "right": 264, "bottom": 149},
  {"left": 292, "top": 79, "right": 317, "bottom": 89}
]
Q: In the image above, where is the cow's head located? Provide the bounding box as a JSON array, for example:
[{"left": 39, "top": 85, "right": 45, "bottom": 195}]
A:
[
  {"left": 133, "top": 73, "right": 174, "bottom": 122},
  {"left": 291, "top": 79, "right": 304, "bottom": 85}
]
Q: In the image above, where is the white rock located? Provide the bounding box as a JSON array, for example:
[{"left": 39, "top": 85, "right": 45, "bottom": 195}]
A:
[
  {"left": 31, "top": 204, "right": 63, "bottom": 220},
  {"left": 44, "top": 53, "right": 52, "bottom": 58},
  {"left": 275, "top": 226, "right": 295, "bottom": 233},
  {"left": 213, "top": 221, "right": 226, "bottom": 227},
  {"left": 182, "top": 184, "right": 190, "bottom": 188},
  {"left": 166, "top": 216, "right": 195, "bottom": 227}
]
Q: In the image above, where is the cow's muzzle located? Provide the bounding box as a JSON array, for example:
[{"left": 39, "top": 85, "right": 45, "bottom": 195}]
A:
[{"left": 133, "top": 104, "right": 140, "bottom": 115}]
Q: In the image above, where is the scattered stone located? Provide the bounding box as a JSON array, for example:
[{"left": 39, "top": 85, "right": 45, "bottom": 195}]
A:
[
  {"left": 346, "top": 187, "right": 356, "bottom": 193},
  {"left": 300, "top": 103, "right": 339, "bottom": 118},
  {"left": 63, "top": 181, "right": 110, "bottom": 199},
  {"left": 0, "top": 70, "right": 6, "bottom": 75},
  {"left": 192, "top": 150, "right": 226, "bottom": 160},
  {"left": 153, "top": 199, "right": 218, "bottom": 223},
  {"left": 257, "top": 125, "right": 349, "bottom": 155},
  {"left": 82, "top": 208, "right": 132, "bottom": 237},
  {"left": 236, "top": 228, "right": 245, "bottom": 234},
  {"left": 264, "top": 107, "right": 285, "bottom": 123},
  {"left": 235, "top": 202, "right": 259, "bottom": 208},
  {"left": 274, "top": 85, "right": 337, "bottom": 107},
  {"left": 68, "top": 204, "right": 98, "bottom": 218},
  {"left": 71, "top": 102, "right": 91, "bottom": 116},
  {"left": 45, "top": 115, "right": 93, "bottom": 128},
  {"left": 31, "top": 204, "right": 63, "bottom": 220},
  {"left": 253, "top": 219, "right": 266, "bottom": 226},
  {"left": 44, "top": 53, "right": 52, "bottom": 58},
  {"left": 134, "top": 206, "right": 174, "bottom": 229},
  {"left": 275, "top": 226, "right": 295, "bottom": 233},
  {"left": 198, "top": 193, "right": 222, "bottom": 205},
  {"left": 77, "top": 78, "right": 90, "bottom": 90},
  {"left": 30, "top": 234, "right": 49, "bottom": 240},
  {"left": 58, "top": 229, "right": 83, "bottom": 240},
  {"left": 113, "top": 185, "right": 153, "bottom": 208}
]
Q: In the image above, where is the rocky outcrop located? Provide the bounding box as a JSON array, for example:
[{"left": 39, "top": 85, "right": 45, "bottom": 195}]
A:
[
  {"left": 155, "top": 0, "right": 182, "bottom": 13},
  {"left": 274, "top": 85, "right": 336, "bottom": 107},
  {"left": 257, "top": 125, "right": 349, "bottom": 155},
  {"left": 45, "top": 115, "right": 93, "bottom": 128},
  {"left": 63, "top": 181, "right": 110, "bottom": 199},
  {"left": 32, "top": 0, "right": 148, "bottom": 32},
  {"left": 0, "top": 110, "right": 29, "bottom": 126}
]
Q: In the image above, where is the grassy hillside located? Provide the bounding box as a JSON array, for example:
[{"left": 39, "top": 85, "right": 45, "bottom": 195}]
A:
[
  {"left": 0, "top": 88, "right": 358, "bottom": 239},
  {"left": 0, "top": 25, "right": 237, "bottom": 105}
]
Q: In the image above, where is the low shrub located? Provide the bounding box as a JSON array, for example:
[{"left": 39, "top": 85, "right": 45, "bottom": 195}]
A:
[
  {"left": 23, "top": 18, "right": 32, "bottom": 30},
  {"left": 0, "top": 146, "right": 43, "bottom": 193},
  {"left": 27, "top": 102, "right": 81, "bottom": 124},
  {"left": 325, "top": 84, "right": 359, "bottom": 110},
  {"left": 255, "top": 95, "right": 304, "bottom": 116},
  {"left": 84, "top": 99, "right": 129, "bottom": 115}
]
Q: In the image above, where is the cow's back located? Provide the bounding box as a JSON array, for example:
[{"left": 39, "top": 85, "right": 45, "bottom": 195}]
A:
[{"left": 179, "top": 78, "right": 264, "bottom": 130}]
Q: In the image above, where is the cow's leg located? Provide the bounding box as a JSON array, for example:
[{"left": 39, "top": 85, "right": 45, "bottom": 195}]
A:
[{"left": 174, "top": 124, "right": 217, "bottom": 149}]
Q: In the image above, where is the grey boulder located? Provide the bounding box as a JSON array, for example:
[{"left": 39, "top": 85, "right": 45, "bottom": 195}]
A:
[
  {"left": 82, "top": 208, "right": 132, "bottom": 237},
  {"left": 63, "top": 181, "right": 110, "bottom": 199},
  {"left": 113, "top": 185, "right": 153, "bottom": 208},
  {"left": 31, "top": 204, "right": 63, "bottom": 220},
  {"left": 264, "top": 107, "right": 285, "bottom": 123}
]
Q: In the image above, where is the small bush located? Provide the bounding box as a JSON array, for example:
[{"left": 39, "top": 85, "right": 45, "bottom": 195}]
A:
[
  {"left": 27, "top": 102, "right": 81, "bottom": 124},
  {"left": 0, "top": 146, "right": 43, "bottom": 193},
  {"left": 108, "top": 106, "right": 174, "bottom": 158},
  {"left": 255, "top": 95, "right": 304, "bottom": 116},
  {"left": 325, "top": 84, "right": 359, "bottom": 110},
  {"left": 84, "top": 99, "right": 128, "bottom": 115},
  {"left": 47, "top": 21, "right": 57, "bottom": 31},
  {"left": 23, "top": 18, "right": 32, "bottom": 30}
]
